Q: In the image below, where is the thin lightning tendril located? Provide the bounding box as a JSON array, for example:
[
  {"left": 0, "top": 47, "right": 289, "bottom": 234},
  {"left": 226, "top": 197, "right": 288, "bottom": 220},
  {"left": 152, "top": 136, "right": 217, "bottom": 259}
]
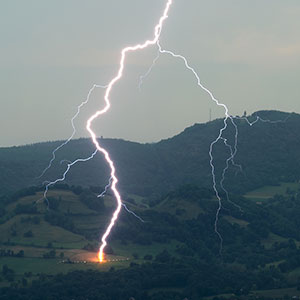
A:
[
  {"left": 234, "top": 114, "right": 290, "bottom": 126},
  {"left": 42, "top": 149, "right": 98, "bottom": 209},
  {"left": 138, "top": 51, "right": 160, "bottom": 91},
  {"left": 97, "top": 177, "right": 113, "bottom": 198},
  {"left": 122, "top": 203, "right": 145, "bottom": 223},
  {"left": 155, "top": 41, "right": 289, "bottom": 253},
  {"left": 157, "top": 41, "right": 237, "bottom": 250},
  {"left": 220, "top": 136, "right": 244, "bottom": 213},
  {"left": 38, "top": 84, "right": 107, "bottom": 179},
  {"left": 60, "top": 159, "right": 72, "bottom": 165}
]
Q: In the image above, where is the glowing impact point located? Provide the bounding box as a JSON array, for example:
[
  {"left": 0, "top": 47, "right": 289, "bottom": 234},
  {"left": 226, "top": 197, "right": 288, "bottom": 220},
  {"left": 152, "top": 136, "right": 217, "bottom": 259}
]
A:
[{"left": 98, "top": 250, "right": 104, "bottom": 263}]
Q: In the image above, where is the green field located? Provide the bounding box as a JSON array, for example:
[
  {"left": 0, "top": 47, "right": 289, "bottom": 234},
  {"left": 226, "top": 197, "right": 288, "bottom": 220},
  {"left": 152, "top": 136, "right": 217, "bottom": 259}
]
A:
[
  {"left": 223, "top": 215, "right": 249, "bottom": 227},
  {"left": 2, "top": 183, "right": 300, "bottom": 295},
  {"left": 244, "top": 182, "right": 299, "bottom": 202},
  {"left": 261, "top": 232, "right": 288, "bottom": 249},
  {"left": 204, "top": 287, "right": 300, "bottom": 299},
  {"left": 156, "top": 196, "right": 204, "bottom": 220},
  {"left": 6, "top": 190, "right": 98, "bottom": 215},
  {"left": 0, "top": 255, "right": 131, "bottom": 288},
  {"left": 0, "top": 188, "right": 179, "bottom": 286},
  {"left": 111, "top": 239, "right": 181, "bottom": 261},
  {"left": 0, "top": 215, "right": 88, "bottom": 248}
]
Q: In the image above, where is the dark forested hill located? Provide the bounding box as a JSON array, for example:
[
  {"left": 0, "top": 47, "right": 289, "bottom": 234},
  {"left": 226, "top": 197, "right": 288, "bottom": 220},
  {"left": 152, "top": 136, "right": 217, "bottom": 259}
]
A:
[{"left": 1, "top": 110, "right": 300, "bottom": 197}]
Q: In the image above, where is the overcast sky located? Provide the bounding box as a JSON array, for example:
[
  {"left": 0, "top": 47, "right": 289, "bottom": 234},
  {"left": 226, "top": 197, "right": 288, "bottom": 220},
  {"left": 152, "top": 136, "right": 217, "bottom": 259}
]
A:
[{"left": 1, "top": 0, "right": 299, "bottom": 147}]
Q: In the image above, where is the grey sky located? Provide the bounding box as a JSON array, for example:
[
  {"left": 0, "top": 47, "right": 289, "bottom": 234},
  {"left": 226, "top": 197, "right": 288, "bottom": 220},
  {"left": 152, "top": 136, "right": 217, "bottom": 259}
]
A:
[{"left": 1, "top": 0, "right": 299, "bottom": 147}]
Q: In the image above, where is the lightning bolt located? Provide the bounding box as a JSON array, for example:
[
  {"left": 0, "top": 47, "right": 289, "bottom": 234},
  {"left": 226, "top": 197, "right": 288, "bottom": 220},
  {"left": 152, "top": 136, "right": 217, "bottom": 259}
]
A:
[
  {"left": 41, "top": 0, "right": 238, "bottom": 258},
  {"left": 156, "top": 41, "right": 239, "bottom": 250},
  {"left": 155, "top": 39, "right": 290, "bottom": 252},
  {"left": 91, "top": 0, "right": 291, "bottom": 259},
  {"left": 41, "top": 0, "right": 290, "bottom": 262},
  {"left": 83, "top": 0, "right": 174, "bottom": 263}
]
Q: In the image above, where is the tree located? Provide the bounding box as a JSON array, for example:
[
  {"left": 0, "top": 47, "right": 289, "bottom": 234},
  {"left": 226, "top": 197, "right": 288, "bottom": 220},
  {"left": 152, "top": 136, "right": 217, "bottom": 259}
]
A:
[
  {"left": 23, "top": 230, "right": 33, "bottom": 238},
  {"left": 132, "top": 253, "right": 139, "bottom": 260},
  {"left": 144, "top": 254, "right": 153, "bottom": 261},
  {"left": 22, "top": 277, "right": 28, "bottom": 286},
  {"left": 43, "top": 249, "right": 56, "bottom": 259},
  {"left": 155, "top": 250, "right": 171, "bottom": 263},
  {"left": 79, "top": 189, "right": 105, "bottom": 212},
  {"left": 16, "top": 250, "right": 24, "bottom": 257}
]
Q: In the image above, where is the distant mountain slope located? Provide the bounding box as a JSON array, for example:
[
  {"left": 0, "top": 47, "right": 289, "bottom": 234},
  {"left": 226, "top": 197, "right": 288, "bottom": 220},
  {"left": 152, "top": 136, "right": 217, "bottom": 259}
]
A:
[{"left": 1, "top": 110, "right": 300, "bottom": 197}]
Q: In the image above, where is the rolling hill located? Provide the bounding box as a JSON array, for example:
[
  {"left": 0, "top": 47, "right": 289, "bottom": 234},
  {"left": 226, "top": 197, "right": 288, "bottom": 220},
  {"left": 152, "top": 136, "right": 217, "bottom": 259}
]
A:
[{"left": 0, "top": 110, "right": 299, "bottom": 199}]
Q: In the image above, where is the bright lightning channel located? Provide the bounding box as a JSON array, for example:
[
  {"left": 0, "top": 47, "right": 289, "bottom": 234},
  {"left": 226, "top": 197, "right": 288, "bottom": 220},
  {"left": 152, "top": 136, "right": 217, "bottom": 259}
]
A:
[
  {"left": 84, "top": 0, "right": 174, "bottom": 263},
  {"left": 97, "top": 177, "right": 145, "bottom": 222}
]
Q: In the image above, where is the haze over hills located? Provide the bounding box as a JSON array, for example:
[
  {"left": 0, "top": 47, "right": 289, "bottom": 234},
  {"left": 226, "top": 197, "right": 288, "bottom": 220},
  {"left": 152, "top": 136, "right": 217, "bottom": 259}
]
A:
[{"left": 0, "top": 110, "right": 299, "bottom": 198}]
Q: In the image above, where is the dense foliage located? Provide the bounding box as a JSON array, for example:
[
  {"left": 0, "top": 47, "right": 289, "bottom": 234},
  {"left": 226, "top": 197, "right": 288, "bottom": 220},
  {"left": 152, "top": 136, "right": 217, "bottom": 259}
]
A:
[
  {"left": 0, "top": 260, "right": 289, "bottom": 300},
  {"left": 1, "top": 183, "right": 300, "bottom": 299}
]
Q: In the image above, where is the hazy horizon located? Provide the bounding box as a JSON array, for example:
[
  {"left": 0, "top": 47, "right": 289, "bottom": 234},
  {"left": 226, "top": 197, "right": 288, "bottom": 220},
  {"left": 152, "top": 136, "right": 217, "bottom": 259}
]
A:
[
  {"left": 1, "top": 0, "right": 300, "bottom": 147},
  {"left": 0, "top": 108, "right": 295, "bottom": 149}
]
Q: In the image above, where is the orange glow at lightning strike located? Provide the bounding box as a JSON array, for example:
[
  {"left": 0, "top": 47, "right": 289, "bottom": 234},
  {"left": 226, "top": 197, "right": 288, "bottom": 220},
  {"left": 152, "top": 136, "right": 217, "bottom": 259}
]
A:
[
  {"left": 86, "top": 0, "right": 173, "bottom": 263},
  {"left": 98, "top": 250, "right": 104, "bottom": 263}
]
